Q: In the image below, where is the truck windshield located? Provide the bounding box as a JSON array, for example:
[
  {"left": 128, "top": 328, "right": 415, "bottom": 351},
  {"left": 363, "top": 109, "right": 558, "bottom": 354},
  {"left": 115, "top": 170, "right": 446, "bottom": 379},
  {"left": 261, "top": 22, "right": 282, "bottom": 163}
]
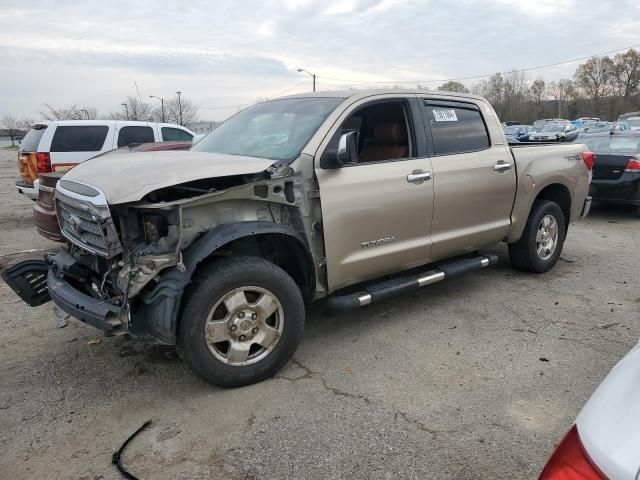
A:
[{"left": 191, "top": 97, "right": 343, "bottom": 161}]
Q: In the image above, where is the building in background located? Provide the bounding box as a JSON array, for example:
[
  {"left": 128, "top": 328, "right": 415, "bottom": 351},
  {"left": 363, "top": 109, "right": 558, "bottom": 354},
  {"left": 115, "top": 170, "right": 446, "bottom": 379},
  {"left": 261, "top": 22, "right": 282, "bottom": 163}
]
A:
[{"left": 190, "top": 121, "right": 221, "bottom": 135}]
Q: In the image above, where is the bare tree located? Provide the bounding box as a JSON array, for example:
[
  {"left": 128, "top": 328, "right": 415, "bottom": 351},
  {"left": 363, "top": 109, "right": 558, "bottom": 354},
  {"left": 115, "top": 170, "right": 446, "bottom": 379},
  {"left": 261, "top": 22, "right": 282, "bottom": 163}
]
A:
[
  {"left": 437, "top": 81, "right": 469, "bottom": 93},
  {"left": 574, "top": 56, "right": 614, "bottom": 115},
  {"left": 18, "top": 117, "right": 35, "bottom": 131},
  {"left": 41, "top": 104, "right": 98, "bottom": 120},
  {"left": 165, "top": 97, "right": 199, "bottom": 127},
  {"left": 531, "top": 79, "right": 546, "bottom": 103},
  {"left": 612, "top": 48, "right": 640, "bottom": 98},
  {"left": 109, "top": 96, "right": 154, "bottom": 121},
  {"left": 1, "top": 115, "right": 22, "bottom": 146}
]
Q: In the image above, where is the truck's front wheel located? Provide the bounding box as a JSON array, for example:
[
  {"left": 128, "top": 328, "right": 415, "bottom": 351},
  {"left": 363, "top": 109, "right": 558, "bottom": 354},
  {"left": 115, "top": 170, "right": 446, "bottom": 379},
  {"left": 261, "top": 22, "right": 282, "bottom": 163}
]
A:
[
  {"left": 178, "top": 256, "right": 305, "bottom": 387},
  {"left": 508, "top": 200, "right": 566, "bottom": 273}
]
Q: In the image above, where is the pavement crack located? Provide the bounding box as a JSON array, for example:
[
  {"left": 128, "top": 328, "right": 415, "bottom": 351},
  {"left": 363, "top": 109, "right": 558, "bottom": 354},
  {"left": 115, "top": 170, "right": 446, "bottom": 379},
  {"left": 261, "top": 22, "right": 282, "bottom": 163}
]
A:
[
  {"left": 394, "top": 411, "right": 438, "bottom": 439},
  {"left": 280, "top": 358, "right": 372, "bottom": 405}
]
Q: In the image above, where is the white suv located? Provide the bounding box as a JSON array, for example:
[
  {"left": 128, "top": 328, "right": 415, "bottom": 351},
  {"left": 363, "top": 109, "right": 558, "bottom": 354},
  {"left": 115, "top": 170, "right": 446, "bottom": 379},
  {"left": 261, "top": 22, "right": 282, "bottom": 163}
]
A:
[{"left": 16, "top": 120, "right": 195, "bottom": 199}]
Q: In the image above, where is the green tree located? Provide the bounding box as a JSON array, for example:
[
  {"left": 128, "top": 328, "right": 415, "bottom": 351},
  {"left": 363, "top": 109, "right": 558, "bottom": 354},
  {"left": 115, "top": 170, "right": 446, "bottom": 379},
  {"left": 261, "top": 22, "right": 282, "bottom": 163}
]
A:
[{"left": 437, "top": 81, "right": 469, "bottom": 93}]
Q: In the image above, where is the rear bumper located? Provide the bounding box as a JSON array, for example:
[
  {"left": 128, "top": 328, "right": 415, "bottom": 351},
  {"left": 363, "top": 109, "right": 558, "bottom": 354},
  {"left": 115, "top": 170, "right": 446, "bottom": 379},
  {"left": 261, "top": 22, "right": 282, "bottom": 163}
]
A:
[
  {"left": 15, "top": 180, "right": 36, "bottom": 200},
  {"left": 589, "top": 174, "right": 640, "bottom": 205},
  {"left": 32, "top": 201, "right": 65, "bottom": 242}
]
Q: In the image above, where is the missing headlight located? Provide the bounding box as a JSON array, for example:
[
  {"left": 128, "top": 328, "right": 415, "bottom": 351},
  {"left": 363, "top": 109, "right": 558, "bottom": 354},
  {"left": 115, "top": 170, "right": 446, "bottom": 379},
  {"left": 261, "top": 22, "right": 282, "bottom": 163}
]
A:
[{"left": 142, "top": 213, "right": 169, "bottom": 244}]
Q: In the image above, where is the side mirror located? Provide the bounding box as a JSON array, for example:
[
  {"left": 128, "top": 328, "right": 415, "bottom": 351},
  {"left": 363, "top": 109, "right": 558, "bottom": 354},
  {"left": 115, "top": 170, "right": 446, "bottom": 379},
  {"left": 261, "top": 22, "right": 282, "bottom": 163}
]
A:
[
  {"left": 321, "top": 131, "right": 358, "bottom": 169},
  {"left": 337, "top": 131, "right": 358, "bottom": 164}
]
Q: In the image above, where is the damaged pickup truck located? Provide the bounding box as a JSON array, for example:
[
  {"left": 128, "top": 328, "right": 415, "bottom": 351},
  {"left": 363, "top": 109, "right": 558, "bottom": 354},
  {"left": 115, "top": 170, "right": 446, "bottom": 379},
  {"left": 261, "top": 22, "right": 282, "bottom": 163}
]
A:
[{"left": 3, "top": 90, "right": 593, "bottom": 387}]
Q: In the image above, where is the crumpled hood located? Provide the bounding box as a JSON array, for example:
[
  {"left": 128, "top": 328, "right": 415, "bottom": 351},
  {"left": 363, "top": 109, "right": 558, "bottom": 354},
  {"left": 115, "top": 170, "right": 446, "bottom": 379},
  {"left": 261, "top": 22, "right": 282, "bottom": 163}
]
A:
[
  {"left": 577, "top": 341, "right": 640, "bottom": 479},
  {"left": 62, "top": 151, "right": 275, "bottom": 204}
]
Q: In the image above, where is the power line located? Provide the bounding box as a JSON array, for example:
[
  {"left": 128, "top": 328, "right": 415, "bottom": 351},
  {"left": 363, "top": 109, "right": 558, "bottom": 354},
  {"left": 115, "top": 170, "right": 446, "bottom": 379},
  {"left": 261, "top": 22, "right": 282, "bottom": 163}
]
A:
[{"left": 318, "top": 43, "right": 640, "bottom": 85}]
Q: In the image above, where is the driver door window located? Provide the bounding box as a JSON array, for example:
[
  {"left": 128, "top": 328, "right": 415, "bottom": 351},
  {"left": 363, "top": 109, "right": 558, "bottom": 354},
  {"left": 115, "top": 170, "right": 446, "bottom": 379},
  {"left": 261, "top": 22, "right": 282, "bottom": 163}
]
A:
[{"left": 337, "top": 101, "right": 413, "bottom": 164}]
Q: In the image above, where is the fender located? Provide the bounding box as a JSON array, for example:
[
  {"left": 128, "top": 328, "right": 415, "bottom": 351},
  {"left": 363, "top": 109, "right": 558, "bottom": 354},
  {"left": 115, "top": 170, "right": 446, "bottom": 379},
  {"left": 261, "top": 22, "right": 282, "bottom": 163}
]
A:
[{"left": 134, "top": 221, "right": 313, "bottom": 344}]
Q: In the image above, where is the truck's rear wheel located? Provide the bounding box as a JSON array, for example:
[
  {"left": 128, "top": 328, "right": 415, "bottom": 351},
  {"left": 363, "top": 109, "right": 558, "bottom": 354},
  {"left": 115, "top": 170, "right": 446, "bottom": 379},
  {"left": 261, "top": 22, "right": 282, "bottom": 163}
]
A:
[
  {"left": 178, "top": 256, "right": 305, "bottom": 387},
  {"left": 508, "top": 200, "right": 566, "bottom": 273}
]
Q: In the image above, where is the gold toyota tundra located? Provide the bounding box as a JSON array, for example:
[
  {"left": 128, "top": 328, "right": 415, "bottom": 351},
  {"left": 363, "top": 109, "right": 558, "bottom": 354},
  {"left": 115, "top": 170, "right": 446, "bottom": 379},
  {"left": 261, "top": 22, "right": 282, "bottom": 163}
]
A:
[{"left": 3, "top": 90, "right": 592, "bottom": 387}]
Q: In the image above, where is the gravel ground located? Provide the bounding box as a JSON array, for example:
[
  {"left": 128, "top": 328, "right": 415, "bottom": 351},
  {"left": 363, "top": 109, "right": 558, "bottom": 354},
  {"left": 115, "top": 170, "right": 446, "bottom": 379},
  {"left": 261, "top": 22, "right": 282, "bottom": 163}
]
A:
[{"left": 0, "top": 148, "right": 638, "bottom": 479}]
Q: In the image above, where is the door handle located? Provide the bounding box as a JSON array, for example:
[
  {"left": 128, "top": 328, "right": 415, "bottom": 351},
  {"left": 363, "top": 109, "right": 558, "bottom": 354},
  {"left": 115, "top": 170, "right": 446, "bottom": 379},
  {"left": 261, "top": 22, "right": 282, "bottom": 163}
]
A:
[
  {"left": 494, "top": 162, "right": 512, "bottom": 172},
  {"left": 407, "top": 171, "right": 433, "bottom": 183}
]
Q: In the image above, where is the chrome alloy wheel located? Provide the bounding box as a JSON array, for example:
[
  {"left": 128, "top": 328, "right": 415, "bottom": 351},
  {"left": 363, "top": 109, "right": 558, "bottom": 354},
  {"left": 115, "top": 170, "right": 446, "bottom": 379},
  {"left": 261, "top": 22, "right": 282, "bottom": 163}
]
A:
[
  {"left": 204, "top": 286, "right": 284, "bottom": 366},
  {"left": 536, "top": 214, "right": 559, "bottom": 261}
]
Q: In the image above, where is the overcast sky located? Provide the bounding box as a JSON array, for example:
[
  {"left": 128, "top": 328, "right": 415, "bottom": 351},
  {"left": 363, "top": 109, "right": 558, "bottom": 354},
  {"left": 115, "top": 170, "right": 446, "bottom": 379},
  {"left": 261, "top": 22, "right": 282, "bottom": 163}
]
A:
[{"left": 1, "top": 0, "right": 639, "bottom": 121}]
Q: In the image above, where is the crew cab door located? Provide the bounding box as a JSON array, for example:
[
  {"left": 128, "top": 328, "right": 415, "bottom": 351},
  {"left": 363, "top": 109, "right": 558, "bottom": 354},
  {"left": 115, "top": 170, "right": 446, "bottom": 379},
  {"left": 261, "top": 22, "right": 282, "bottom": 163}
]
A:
[
  {"left": 315, "top": 96, "right": 434, "bottom": 292},
  {"left": 419, "top": 98, "right": 516, "bottom": 259}
]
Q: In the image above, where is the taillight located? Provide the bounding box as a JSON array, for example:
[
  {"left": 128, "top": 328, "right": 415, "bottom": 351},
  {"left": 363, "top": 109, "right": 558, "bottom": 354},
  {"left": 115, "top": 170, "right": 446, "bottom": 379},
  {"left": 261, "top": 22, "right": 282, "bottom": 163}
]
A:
[
  {"left": 539, "top": 425, "right": 606, "bottom": 480},
  {"left": 582, "top": 151, "right": 595, "bottom": 171},
  {"left": 625, "top": 158, "right": 640, "bottom": 172},
  {"left": 36, "top": 152, "right": 51, "bottom": 173}
]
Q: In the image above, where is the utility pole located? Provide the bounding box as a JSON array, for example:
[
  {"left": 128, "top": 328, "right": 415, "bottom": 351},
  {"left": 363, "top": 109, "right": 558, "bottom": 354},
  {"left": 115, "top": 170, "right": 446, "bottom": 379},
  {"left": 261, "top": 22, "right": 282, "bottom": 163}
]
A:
[
  {"left": 297, "top": 68, "right": 317, "bottom": 92},
  {"left": 150, "top": 95, "right": 165, "bottom": 122},
  {"left": 121, "top": 103, "right": 129, "bottom": 120},
  {"left": 176, "top": 91, "right": 183, "bottom": 126}
]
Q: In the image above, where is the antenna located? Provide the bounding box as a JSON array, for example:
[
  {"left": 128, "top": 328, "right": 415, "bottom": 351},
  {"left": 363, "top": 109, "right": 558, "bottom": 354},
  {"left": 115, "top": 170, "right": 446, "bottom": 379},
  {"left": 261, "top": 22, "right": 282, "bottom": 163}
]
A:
[{"left": 134, "top": 82, "right": 142, "bottom": 101}]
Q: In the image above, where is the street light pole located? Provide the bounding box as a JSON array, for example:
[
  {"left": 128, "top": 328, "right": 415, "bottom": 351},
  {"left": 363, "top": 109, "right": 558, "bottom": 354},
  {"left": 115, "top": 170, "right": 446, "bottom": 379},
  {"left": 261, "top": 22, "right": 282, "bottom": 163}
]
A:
[
  {"left": 297, "top": 68, "right": 316, "bottom": 92},
  {"left": 121, "top": 103, "right": 129, "bottom": 120},
  {"left": 149, "top": 95, "right": 165, "bottom": 122},
  {"left": 176, "top": 91, "right": 183, "bottom": 126}
]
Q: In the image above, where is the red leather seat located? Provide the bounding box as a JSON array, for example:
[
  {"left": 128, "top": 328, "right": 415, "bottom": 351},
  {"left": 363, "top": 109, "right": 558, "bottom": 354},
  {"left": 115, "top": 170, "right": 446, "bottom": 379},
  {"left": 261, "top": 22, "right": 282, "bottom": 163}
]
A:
[{"left": 359, "top": 123, "right": 409, "bottom": 163}]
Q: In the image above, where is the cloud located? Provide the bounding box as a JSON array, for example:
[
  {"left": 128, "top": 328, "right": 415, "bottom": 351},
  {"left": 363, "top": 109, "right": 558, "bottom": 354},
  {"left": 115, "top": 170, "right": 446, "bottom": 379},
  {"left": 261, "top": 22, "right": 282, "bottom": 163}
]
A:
[{"left": 0, "top": 0, "right": 638, "bottom": 120}]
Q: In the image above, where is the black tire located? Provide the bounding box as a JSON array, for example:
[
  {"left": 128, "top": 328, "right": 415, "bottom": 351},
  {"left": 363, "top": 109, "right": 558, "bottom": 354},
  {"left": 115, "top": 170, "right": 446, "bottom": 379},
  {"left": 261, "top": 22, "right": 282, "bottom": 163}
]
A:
[
  {"left": 635, "top": 205, "right": 640, "bottom": 219},
  {"left": 178, "top": 255, "right": 305, "bottom": 388},
  {"left": 508, "top": 200, "right": 566, "bottom": 273}
]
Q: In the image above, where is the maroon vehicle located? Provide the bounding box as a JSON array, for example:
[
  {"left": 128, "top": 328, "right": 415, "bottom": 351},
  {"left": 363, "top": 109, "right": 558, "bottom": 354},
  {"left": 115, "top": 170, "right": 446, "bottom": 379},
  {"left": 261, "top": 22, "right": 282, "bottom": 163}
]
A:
[{"left": 33, "top": 141, "right": 192, "bottom": 242}]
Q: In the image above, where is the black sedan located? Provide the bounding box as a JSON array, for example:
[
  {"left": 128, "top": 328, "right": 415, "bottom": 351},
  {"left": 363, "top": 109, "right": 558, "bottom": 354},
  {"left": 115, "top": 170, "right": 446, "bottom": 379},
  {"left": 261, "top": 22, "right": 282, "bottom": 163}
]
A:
[
  {"left": 504, "top": 124, "right": 534, "bottom": 142},
  {"left": 576, "top": 132, "right": 640, "bottom": 217}
]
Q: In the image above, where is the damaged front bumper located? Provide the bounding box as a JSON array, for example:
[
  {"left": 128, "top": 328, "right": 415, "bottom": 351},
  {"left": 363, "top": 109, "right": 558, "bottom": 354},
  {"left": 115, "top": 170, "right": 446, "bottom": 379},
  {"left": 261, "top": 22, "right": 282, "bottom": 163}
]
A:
[
  {"left": 47, "top": 270, "right": 125, "bottom": 334},
  {"left": 2, "top": 250, "right": 128, "bottom": 336},
  {"left": 3, "top": 249, "right": 182, "bottom": 343}
]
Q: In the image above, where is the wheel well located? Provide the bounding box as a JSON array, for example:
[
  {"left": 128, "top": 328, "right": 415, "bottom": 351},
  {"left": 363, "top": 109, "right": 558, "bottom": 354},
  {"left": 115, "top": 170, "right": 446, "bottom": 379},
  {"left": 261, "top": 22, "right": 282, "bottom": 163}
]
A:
[
  {"left": 197, "top": 233, "right": 315, "bottom": 299},
  {"left": 535, "top": 184, "right": 571, "bottom": 228}
]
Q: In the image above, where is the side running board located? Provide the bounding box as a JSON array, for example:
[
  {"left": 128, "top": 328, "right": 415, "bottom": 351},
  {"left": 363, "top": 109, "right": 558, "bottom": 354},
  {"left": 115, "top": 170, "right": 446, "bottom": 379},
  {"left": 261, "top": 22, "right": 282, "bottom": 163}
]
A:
[{"left": 326, "top": 253, "right": 499, "bottom": 311}]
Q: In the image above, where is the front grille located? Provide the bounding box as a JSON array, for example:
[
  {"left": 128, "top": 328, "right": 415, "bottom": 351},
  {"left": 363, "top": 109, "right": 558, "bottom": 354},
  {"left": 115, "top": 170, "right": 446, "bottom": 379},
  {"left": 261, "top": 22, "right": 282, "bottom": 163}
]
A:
[{"left": 56, "top": 190, "right": 122, "bottom": 258}]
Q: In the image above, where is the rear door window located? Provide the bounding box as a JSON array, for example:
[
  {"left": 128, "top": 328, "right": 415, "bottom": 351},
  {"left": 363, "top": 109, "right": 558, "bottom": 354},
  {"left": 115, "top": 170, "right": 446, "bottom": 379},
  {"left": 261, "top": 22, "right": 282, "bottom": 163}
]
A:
[
  {"left": 161, "top": 127, "right": 193, "bottom": 141},
  {"left": 424, "top": 101, "right": 490, "bottom": 155},
  {"left": 51, "top": 126, "right": 109, "bottom": 152},
  {"left": 21, "top": 125, "right": 47, "bottom": 151},
  {"left": 117, "top": 126, "right": 155, "bottom": 147}
]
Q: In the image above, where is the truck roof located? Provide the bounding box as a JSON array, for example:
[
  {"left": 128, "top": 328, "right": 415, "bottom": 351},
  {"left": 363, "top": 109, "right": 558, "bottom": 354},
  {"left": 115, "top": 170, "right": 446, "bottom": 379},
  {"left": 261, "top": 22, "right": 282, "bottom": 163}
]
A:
[{"left": 278, "top": 89, "right": 487, "bottom": 103}]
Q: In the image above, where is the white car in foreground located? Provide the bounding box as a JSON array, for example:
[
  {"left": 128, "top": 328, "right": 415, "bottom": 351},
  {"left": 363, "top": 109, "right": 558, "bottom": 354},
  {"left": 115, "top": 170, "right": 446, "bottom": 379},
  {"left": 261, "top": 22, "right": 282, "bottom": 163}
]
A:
[{"left": 540, "top": 341, "right": 640, "bottom": 479}]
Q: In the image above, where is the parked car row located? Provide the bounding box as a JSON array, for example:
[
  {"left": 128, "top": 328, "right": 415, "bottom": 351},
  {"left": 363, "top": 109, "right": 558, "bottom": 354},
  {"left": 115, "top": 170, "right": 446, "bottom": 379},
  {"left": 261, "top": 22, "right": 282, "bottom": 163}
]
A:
[{"left": 504, "top": 111, "right": 640, "bottom": 145}]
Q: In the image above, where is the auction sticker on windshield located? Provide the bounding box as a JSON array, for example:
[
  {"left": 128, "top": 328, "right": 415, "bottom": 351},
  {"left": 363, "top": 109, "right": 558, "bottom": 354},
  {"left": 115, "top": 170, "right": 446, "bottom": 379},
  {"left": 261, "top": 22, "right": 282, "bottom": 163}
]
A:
[{"left": 432, "top": 109, "right": 458, "bottom": 122}]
